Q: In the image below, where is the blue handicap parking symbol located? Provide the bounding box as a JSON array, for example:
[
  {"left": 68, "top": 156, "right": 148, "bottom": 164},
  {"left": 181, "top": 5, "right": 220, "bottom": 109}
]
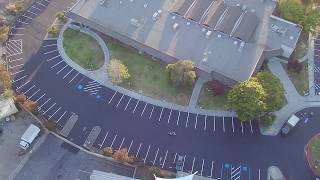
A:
[
  {"left": 242, "top": 166, "right": 248, "bottom": 171},
  {"left": 96, "top": 95, "right": 101, "bottom": 99},
  {"left": 224, "top": 163, "right": 230, "bottom": 168},
  {"left": 77, "top": 85, "right": 83, "bottom": 90}
]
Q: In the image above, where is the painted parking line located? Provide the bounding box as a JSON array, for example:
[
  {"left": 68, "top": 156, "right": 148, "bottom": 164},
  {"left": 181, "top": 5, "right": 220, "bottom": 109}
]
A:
[
  {"left": 210, "top": 161, "right": 215, "bottom": 178},
  {"left": 167, "top": 109, "right": 172, "bottom": 124},
  {"left": 149, "top": 106, "right": 154, "bottom": 119},
  {"left": 39, "top": 97, "right": 51, "bottom": 108},
  {"left": 110, "top": 134, "right": 118, "bottom": 148},
  {"left": 8, "top": 63, "right": 24, "bottom": 69},
  {"left": 42, "top": 102, "right": 56, "bottom": 115},
  {"left": 16, "top": 80, "right": 30, "bottom": 90},
  {"left": 99, "top": 132, "right": 109, "bottom": 149},
  {"left": 108, "top": 91, "right": 117, "bottom": 104},
  {"left": 29, "top": 89, "right": 40, "bottom": 99},
  {"left": 143, "top": 145, "right": 151, "bottom": 163},
  {"left": 231, "top": 117, "right": 235, "bottom": 133},
  {"left": 185, "top": 113, "right": 190, "bottom": 127},
  {"left": 116, "top": 94, "right": 124, "bottom": 107},
  {"left": 200, "top": 159, "right": 205, "bottom": 176},
  {"left": 31, "top": 5, "right": 42, "bottom": 11},
  {"left": 12, "top": 75, "right": 27, "bottom": 83},
  {"left": 17, "top": 19, "right": 29, "bottom": 25},
  {"left": 56, "top": 110, "right": 67, "bottom": 123},
  {"left": 23, "top": 84, "right": 35, "bottom": 94},
  {"left": 27, "top": 10, "right": 38, "bottom": 16},
  {"left": 43, "top": 43, "right": 56, "bottom": 47},
  {"left": 158, "top": 107, "right": 164, "bottom": 122},
  {"left": 132, "top": 100, "right": 140, "bottom": 113},
  {"left": 51, "top": 61, "right": 63, "bottom": 68},
  {"left": 46, "top": 55, "right": 60, "bottom": 62},
  {"left": 44, "top": 49, "right": 58, "bottom": 55},
  {"left": 35, "top": 93, "right": 45, "bottom": 102},
  {"left": 22, "top": 14, "right": 33, "bottom": 20},
  {"left": 191, "top": 157, "right": 196, "bottom": 173},
  {"left": 8, "top": 57, "right": 23, "bottom": 63},
  {"left": 241, "top": 121, "right": 244, "bottom": 133},
  {"left": 11, "top": 70, "right": 25, "bottom": 76},
  {"left": 49, "top": 106, "right": 61, "bottom": 119},
  {"left": 223, "top": 117, "right": 225, "bottom": 132},
  {"left": 250, "top": 120, "right": 253, "bottom": 133},
  {"left": 195, "top": 114, "right": 198, "bottom": 129},
  {"left": 231, "top": 165, "right": 241, "bottom": 180},
  {"left": 153, "top": 148, "right": 159, "bottom": 166},
  {"left": 118, "top": 137, "right": 125, "bottom": 150},
  {"left": 162, "top": 150, "right": 168, "bottom": 168},
  {"left": 124, "top": 97, "right": 132, "bottom": 111},
  {"left": 181, "top": 155, "right": 187, "bottom": 171},
  {"left": 128, "top": 140, "right": 134, "bottom": 153},
  {"left": 136, "top": 143, "right": 142, "bottom": 157},
  {"left": 57, "top": 64, "right": 68, "bottom": 74},
  {"left": 67, "top": 71, "right": 78, "bottom": 81},
  {"left": 141, "top": 103, "right": 147, "bottom": 116},
  {"left": 36, "top": 1, "right": 47, "bottom": 7},
  {"left": 204, "top": 115, "right": 207, "bottom": 130}
]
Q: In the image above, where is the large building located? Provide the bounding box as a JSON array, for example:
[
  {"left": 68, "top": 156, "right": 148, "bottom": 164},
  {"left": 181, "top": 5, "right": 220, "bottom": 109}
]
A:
[{"left": 67, "top": 0, "right": 302, "bottom": 86}]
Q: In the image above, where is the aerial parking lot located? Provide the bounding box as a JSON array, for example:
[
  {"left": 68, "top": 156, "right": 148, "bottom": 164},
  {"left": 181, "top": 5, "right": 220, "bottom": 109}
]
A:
[{"left": 314, "top": 34, "right": 320, "bottom": 95}]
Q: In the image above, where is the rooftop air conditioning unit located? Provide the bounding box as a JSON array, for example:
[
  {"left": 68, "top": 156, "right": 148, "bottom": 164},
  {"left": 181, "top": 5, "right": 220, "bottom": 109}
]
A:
[
  {"left": 173, "top": 23, "right": 179, "bottom": 31},
  {"left": 218, "top": 34, "right": 222, "bottom": 38},
  {"left": 130, "top": 18, "right": 140, "bottom": 27},
  {"left": 238, "top": 42, "right": 245, "bottom": 52},
  {"left": 186, "top": 22, "right": 191, "bottom": 26}
]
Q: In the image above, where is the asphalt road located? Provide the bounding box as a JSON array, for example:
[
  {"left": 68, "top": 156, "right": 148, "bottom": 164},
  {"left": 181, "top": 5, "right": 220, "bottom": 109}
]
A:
[{"left": 5, "top": 0, "right": 320, "bottom": 179}]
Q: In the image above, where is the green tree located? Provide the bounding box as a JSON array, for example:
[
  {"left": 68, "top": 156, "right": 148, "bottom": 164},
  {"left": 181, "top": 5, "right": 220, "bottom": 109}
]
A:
[
  {"left": 228, "top": 78, "right": 267, "bottom": 122},
  {"left": 278, "top": 0, "right": 305, "bottom": 24},
  {"left": 107, "top": 59, "right": 130, "bottom": 85},
  {"left": 165, "top": 60, "right": 196, "bottom": 87},
  {"left": 47, "top": 25, "right": 58, "bottom": 35},
  {"left": 103, "top": 147, "right": 113, "bottom": 156},
  {"left": 256, "top": 71, "right": 285, "bottom": 111},
  {"left": 56, "top": 12, "right": 66, "bottom": 22},
  {"left": 302, "top": 8, "right": 320, "bottom": 32}
]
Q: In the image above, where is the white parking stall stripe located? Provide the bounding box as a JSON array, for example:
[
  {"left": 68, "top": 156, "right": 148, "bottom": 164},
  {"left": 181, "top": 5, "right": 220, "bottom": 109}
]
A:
[
  {"left": 42, "top": 102, "right": 56, "bottom": 115},
  {"left": 29, "top": 89, "right": 40, "bottom": 99},
  {"left": 84, "top": 84, "right": 100, "bottom": 90},
  {"left": 42, "top": 0, "right": 50, "bottom": 3},
  {"left": 9, "top": 33, "right": 24, "bottom": 36},
  {"left": 241, "top": 121, "right": 244, "bottom": 133},
  {"left": 136, "top": 143, "right": 142, "bottom": 157},
  {"left": 259, "top": 168, "right": 261, "bottom": 180},
  {"left": 11, "top": 70, "right": 24, "bottom": 75},
  {"left": 177, "top": 111, "right": 181, "bottom": 126},
  {"left": 62, "top": 68, "right": 73, "bottom": 79},
  {"left": 9, "top": 63, "right": 23, "bottom": 69},
  {"left": 67, "top": 71, "right": 78, "bottom": 81},
  {"left": 181, "top": 155, "right": 187, "bottom": 171},
  {"left": 141, "top": 103, "right": 147, "bottom": 116},
  {"left": 49, "top": 106, "right": 61, "bottom": 119},
  {"left": 149, "top": 106, "right": 154, "bottom": 119},
  {"left": 118, "top": 137, "right": 125, "bottom": 150},
  {"left": 56, "top": 111, "right": 67, "bottom": 123},
  {"left": 27, "top": 10, "right": 38, "bottom": 15},
  {"left": 167, "top": 109, "right": 172, "bottom": 123},
  {"left": 17, "top": 19, "right": 29, "bottom": 24},
  {"left": 16, "top": 80, "right": 30, "bottom": 90},
  {"left": 143, "top": 145, "right": 151, "bottom": 163},
  {"left": 31, "top": 5, "right": 41, "bottom": 11},
  {"left": 223, "top": 117, "right": 225, "bottom": 132},
  {"left": 57, "top": 64, "right": 68, "bottom": 74},
  {"left": 116, "top": 94, "right": 124, "bottom": 107},
  {"left": 173, "top": 153, "right": 177, "bottom": 163},
  {"left": 36, "top": 1, "right": 46, "bottom": 7},
  {"left": 153, "top": 148, "right": 159, "bottom": 165},
  {"left": 191, "top": 157, "right": 196, "bottom": 173},
  {"left": 158, "top": 107, "right": 164, "bottom": 121},
  {"left": 9, "top": 57, "right": 23, "bottom": 63},
  {"left": 12, "top": 26, "right": 24, "bottom": 30},
  {"left": 200, "top": 159, "right": 204, "bottom": 176},
  {"left": 43, "top": 43, "right": 56, "bottom": 47},
  {"left": 12, "top": 75, "right": 27, "bottom": 83},
  {"left": 50, "top": 61, "right": 63, "bottom": 68},
  {"left": 124, "top": 97, "right": 132, "bottom": 111},
  {"left": 99, "top": 132, "right": 109, "bottom": 148},
  {"left": 231, "top": 117, "right": 235, "bottom": 133},
  {"left": 231, "top": 166, "right": 241, "bottom": 179},
  {"left": 110, "top": 134, "right": 118, "bottom": 148},
  {"left": 6, "top": 46, "right": 17, "bottom": 55},
  {"left": 46, "top": 55, "right": 60, "bottom": 62},
  {"left": 23, "top": 84, "right": 35, "bottom": 94},
  {"left": 132, "top": 100, "right": 140, "bottom": 113},
  {"left": 7, "top": 44, "right": 19, "bottom": 53},
  {"left": 128, "top": 140, "right": 133, "bottom": 153},
  {"left": 195, "top": 114, "right": 198, "bottom": 129},
  {"left": 22, "top": 14, "right": 33, "bottom": 20},
  {"left": 210, "top": 161, "right": 214, "bottom": 178},
  {"left": 35, "top": 93, "right": 45, "bottom": 102},
  {"left": 108, "top": 91, "right": 117, "bottom": 104},
  {"left": 204, "top": 115, "right": 207, "bottom": 130},
  {"left": 250, "top": 120, "right": 253, "bottom": 133},
  {"left": 185, "top": 112, "right": 190, "bottom": 127},
  {"left": 162, "top": 150, "right": 168, "bottom": 168},
  {"left": 44, "top": 49, "right": 58, "bottom": 55},
  {"left": 39, "top": 98, "right": 51, "bottom": 108}
]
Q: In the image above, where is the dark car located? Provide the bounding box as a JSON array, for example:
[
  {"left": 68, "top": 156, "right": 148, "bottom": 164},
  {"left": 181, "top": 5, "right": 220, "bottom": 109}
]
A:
[{"left": 176, "top": 155, "right": 184, "bottom": 171}]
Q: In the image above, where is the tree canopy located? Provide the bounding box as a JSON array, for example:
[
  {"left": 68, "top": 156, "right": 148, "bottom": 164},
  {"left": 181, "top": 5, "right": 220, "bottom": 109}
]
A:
[
  {"left": 107, "top": 59, "right": 130, "bottom": 85},
  {"left": 165, "top": 60, "right": 196, "bottom": 87},
  {"left": 228, "top": 71, "right": 285, "bottom": 122}
]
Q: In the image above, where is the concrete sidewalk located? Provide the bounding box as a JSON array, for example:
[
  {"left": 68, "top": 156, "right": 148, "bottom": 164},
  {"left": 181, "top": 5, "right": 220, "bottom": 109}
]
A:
[{"left": 189, "top": 78, "right": 206, "bottom": 108}]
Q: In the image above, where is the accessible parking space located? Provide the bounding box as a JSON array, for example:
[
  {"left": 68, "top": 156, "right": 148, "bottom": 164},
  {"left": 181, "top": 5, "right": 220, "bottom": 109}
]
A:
[{"left": 314, "top": 34, "right": 320, "bottom": 95}]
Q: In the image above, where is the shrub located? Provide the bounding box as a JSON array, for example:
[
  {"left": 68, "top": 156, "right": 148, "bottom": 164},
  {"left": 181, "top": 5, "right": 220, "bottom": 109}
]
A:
[
  {"left": 3, "top": 89, "right": 13, "bottom": 99},
  {"left": 44, "top": 120, "right": 57, "bottom": 131},
  {"left": 207, "top": 80, "right": 225, "bottom": 96},
  {"left": 103, "top": 147, "right": 113, "bottom": 156},
  {"left": 288, "top": 60, "right": 303, "bottom": 73},
  {"left": 6, "top": 1, "right": 24, "bottom": 15},
  {"left": 23, "top": 100, "right": 39, "bottom": 115},
  {"left": 112, "top": 148, "right": 134, "bottom": 163},
  {"left": 56, "top": 12, "right": 66, "bottom": 22},
  {"left": 107, "top": 59, "right": 130, "bottom": 85},
  {"left": 15, "top": 94, "right": 26, "bottom": 104},
  {"left": 47, "top": 25, "right": 58, "bottom": 35},
  {"left": 260, "top": 113, "right": 276, "bottom": 128}
]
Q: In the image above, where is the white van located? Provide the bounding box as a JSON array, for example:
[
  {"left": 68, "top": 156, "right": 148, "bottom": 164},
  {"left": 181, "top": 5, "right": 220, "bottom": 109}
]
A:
[
  {"left": 281, "top": 114, "right": 300, "bottom": 135},
  {"left": 20, "top": 124, "right": 40, "bottom": 150}
]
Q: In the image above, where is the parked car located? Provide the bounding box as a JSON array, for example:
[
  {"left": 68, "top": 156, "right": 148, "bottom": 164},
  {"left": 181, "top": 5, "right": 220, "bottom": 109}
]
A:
[
  {"left": 176, "top": 155, "right": 184, "bottom": 171},
  {"left": 281, "top": 114, "right": 300, "bottom": 135},
  {"left": 20, "top": 124, "right": 40, "bottom": 150}
]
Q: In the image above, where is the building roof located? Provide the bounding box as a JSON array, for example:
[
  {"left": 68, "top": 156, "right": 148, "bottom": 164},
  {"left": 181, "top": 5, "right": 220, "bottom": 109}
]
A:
[{"left": 69, "top": 0, "right": 302, "bottom": 82}]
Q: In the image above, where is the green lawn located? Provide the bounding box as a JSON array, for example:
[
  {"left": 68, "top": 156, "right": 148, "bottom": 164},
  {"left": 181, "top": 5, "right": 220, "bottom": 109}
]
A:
[
  {"left": 102, "top": 35, "right": 192, "bottom": 105},
  {"left": 290, "top": 32, "right": 308, "bottom": 60},
  {"left": 282, "top": 61, "right": 309, "bottom": 96},
  {"left": 63, "top": 28, "right": 104, "bottom": 70},
  {"left": 309, "top": 134, "right": 320, "bottom": 173},
  {"left": 197, "top": 82, "right": 229, "bottom": 110}
]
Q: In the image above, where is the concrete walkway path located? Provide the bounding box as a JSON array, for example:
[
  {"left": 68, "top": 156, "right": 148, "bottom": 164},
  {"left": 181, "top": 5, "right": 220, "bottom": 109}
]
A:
[{"left": 189, "top": 78, "right": 206, "bottom": 108}]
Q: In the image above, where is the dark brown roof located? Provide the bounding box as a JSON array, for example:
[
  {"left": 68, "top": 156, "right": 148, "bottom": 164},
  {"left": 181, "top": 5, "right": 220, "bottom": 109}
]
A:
[
  {"left": 171, "top": 0, "right": 196, "bottom": 16},
  {"left": 201, "top": 0, "right": 227, "bottom": 28},
  {"left": 185, "top": 0, "right": 214, "bottom": 22},
  {"left": 215, "top": 6, "right": 243, "bottom": 35},
  {"left": 232, "top": 12, "right": 259, "bottom": 42}
]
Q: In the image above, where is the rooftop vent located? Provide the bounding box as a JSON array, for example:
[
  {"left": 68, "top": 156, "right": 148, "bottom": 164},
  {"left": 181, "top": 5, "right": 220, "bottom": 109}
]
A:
[
  {"left": 238, "top": 42, "right": 245, "bottom": 52},
  {"left": 218, "top": 34, "right": 222, "bottom": 38},
  {"left": 144, "top": 4, "right": 147, "bottom": 8},
  {"left": 172, "top": 16, "right": 176, "bottom": 20},
  {"left": 251, "top": 9, "right": 255, "bottom": 13},
  {"left": 202, "top": 28, "right": 206, "bottom": 32},
  {"left": 206, "top": 31, "right": 212, "bottom": 39},
  {"left": 186, "top": 22, "right": 191, "bottom": 26},
  {"left": 290, "top": 36, "right": 294, "bottom": 40},
  {"left": 119, "top": 1, "right": 122, "bottom": 5},
  {"left": 152, "top": 10, "right": 162, "bottom": 21},
  {"left": 233, "top": 41, "right": 238, "bottom": 45},
  {"left": 130, "top": 0, "right": 134, "bottom": 2},
  {"left": 173, "top": 23, "right": 179, "bottom": 31},
  {"left": 242, "top": 5, "right": 247, "bottom": 11},
  {"left": 130, "top": 18, "right": 140, "bottom": 27}
]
